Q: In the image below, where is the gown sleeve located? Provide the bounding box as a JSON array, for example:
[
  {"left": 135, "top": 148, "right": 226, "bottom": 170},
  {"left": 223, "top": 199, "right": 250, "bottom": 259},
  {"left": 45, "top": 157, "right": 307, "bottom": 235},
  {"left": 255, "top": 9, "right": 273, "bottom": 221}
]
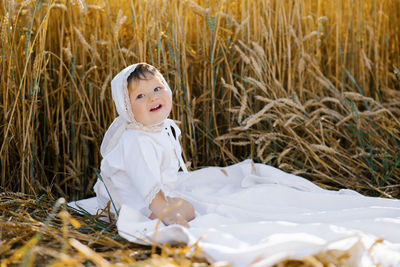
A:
[{"left": 102, "top": 130, "right": 163, "bottom": 209}]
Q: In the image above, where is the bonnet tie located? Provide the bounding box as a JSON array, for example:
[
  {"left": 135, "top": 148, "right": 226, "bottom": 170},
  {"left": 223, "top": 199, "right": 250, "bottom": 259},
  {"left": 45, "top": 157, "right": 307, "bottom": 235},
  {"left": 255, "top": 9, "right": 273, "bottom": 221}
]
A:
[{"left": 164, "top": 119, "right": 188, "bottom": 173}]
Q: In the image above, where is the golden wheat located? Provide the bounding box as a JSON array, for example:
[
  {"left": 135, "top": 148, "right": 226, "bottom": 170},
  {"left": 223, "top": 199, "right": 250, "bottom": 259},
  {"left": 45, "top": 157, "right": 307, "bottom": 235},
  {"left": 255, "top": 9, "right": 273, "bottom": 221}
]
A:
[{"left": 0, "top": 0, "right": 399, "bottom": 201}]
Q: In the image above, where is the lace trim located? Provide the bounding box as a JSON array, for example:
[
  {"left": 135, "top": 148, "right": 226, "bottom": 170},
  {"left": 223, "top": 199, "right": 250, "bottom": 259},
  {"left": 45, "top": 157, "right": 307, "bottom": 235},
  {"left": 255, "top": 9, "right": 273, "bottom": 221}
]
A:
[
  {"left": 121, "top": 65, "right": 136, "bottom": 122},
  {"left": 126, "top": 120, "right": 165, "bottom": 132},
  {"left": 144, "top": 183, "right": 162, "bottom": 209}
]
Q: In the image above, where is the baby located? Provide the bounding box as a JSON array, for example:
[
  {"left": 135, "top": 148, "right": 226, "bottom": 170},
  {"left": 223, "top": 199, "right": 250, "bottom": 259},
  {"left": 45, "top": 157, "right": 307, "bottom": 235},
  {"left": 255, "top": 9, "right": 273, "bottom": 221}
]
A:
[{"left": 94, "top": 63, "right": 194, "bottom": 227}]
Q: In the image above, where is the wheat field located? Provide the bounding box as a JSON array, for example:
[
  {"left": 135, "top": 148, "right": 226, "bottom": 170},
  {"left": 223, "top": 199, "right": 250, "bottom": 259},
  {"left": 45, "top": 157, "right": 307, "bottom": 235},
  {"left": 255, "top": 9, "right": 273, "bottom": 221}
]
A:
[
  {"left": 1, "top": 0, "right": 400, "bottom": 265},
  {"left": 1, "top": 0, "right": 399, "bottom": 198}
]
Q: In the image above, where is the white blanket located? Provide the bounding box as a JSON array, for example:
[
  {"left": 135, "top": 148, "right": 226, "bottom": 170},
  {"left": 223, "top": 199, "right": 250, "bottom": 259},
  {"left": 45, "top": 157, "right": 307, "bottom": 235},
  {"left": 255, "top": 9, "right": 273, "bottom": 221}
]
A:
[{"left": 71, "top": 160, "right": 400, "bottom": 266}]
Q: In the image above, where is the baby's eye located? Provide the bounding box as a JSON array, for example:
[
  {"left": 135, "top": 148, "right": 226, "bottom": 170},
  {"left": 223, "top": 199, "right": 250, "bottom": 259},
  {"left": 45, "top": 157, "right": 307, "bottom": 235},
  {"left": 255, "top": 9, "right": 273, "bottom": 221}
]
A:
[
  {"left": 154, "top": 87, "right": 161, "bottom": 92},
  {"left": 136, "top": 93, "right": 144, "bottom": 99}
]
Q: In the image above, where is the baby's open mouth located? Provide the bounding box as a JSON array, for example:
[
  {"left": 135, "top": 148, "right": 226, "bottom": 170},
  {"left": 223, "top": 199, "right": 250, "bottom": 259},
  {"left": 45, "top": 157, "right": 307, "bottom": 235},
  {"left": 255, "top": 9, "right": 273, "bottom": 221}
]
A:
[{"left": 150, "top": 104, "right": 162, "bottom": 111}]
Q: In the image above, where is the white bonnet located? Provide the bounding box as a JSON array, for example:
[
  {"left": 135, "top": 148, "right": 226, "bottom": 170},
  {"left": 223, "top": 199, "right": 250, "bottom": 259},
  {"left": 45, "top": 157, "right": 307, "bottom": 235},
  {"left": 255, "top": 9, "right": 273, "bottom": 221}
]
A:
[
  {"left": 100, "top": 63, "right": 172, "bottom": 156},
  {"left": 110, "top": 62, "right": 172, "bottom": 122}
]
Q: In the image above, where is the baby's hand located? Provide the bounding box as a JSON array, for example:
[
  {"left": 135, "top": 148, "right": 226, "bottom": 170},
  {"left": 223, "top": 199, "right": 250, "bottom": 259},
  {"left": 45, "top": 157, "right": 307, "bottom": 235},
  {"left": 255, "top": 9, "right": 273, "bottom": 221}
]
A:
[
  {"left": 162, "top": 211, "right": 190, "bottom": 228},
  {"left": 160, "top": 197, "right": 194, "bottom": 227},
  {"left": 167, "top": 197, "right": 195, "bottom": 221},
  {"left": 149, "top": 192, "right": 195, "bottom": 227}
]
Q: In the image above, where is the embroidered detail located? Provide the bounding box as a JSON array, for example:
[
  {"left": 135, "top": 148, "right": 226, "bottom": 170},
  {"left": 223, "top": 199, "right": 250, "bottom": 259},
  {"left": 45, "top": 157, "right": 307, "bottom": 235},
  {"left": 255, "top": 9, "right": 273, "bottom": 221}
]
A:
[{"left": 126, "top": 120, "right": 165, "bottom": 132}]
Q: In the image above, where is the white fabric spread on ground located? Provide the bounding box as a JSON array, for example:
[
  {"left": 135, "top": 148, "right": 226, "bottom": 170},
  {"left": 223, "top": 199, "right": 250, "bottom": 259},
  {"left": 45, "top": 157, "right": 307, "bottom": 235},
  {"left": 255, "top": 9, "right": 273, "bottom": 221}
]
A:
[
  {"left": 72, "top": 160, "right": 400, "bottom": 266},
  {"left": 76, "top": 63, "right": 400, "bottom": 265}
]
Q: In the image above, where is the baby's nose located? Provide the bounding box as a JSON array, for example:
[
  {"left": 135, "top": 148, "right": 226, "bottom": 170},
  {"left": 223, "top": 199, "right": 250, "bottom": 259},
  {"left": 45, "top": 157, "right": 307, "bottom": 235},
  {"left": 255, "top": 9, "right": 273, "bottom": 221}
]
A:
[{"left": 150, "top": 92, "right": 159, "bottom": 101}]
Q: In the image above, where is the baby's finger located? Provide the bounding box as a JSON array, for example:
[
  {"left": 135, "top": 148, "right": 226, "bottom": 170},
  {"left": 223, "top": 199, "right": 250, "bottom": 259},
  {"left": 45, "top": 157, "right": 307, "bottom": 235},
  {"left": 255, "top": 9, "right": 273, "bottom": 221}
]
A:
[{"left": 176, "top": 213, "right": 189, "bottom": 228}]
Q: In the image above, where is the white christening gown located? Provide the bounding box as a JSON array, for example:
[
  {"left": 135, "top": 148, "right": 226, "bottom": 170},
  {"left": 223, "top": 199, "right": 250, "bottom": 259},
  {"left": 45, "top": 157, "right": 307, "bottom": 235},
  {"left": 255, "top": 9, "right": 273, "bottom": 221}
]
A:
[{"left": 71, "top": 124, "right": 400, "bottom": 267}]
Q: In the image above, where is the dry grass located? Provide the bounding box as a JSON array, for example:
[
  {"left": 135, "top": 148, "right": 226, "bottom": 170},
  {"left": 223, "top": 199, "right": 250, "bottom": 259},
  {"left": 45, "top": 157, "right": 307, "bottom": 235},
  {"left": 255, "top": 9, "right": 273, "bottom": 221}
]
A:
[
  {"left": 0, "top": 192, "right": 372, "bottom": 266},
  {"left": 1, "top": 0, "right": 399, "bottom": 198},
  {"left": 0, "top": 192, "right": 217, "bottom": 266}
]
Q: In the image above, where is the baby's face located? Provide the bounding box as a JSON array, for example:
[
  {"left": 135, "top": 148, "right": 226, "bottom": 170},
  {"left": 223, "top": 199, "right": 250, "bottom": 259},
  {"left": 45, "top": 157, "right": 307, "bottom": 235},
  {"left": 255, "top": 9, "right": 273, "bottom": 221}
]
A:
[{"left": 128, "top": 74, "right": 172, "bottom": 126}]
